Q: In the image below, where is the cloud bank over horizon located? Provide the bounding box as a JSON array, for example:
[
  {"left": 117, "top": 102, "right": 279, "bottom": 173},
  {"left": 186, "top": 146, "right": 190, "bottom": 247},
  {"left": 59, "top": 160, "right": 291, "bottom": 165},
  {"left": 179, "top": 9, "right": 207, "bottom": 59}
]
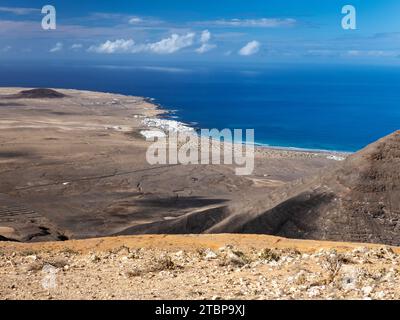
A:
[{"left": 88, "top": 32, "right": 197, "bottom": 54}]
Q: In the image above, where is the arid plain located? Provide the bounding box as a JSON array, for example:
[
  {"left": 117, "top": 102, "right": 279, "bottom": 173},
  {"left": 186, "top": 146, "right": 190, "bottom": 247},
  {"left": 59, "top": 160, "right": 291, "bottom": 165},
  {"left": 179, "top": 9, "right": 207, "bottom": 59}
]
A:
[
  {"left": 2, "top": 87, "right": 400, "bottom": 300},
  {"left": 0, "top": 87, "right": 339, "bottom": 242}
]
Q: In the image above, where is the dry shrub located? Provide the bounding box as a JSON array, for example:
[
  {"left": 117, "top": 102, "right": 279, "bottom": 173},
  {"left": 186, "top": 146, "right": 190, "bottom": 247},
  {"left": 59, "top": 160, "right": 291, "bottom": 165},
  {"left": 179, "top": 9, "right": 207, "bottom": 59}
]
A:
[
  {"left": 259, "top": 248, "right": 281, "bottom": 262},
  {"left": 151, "top": 255, "right": 181, "bottom": 272}
]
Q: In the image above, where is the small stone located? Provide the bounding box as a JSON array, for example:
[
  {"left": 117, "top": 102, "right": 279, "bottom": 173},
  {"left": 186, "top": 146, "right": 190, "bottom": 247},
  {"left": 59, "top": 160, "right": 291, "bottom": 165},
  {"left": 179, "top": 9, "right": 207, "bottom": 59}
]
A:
[
  {"left": 226, "top": 251, "right": 247, "bottom": 266},
  {"left": 340, "top": 265, "right": 359, "bottom": 290},
  {"left": 26, "top": 255, "right": 37, "bottom": 261},
  {"left": 175, "top": 251, "right": 185, "bottom": 258},
  {"left": 204, "top": 249, "right": 217, "bottom": 260},
  {"left": 90, "top": 255, "right": 101, "bottom": 263},
  {"left": 308, "top": 286, "right": 324, "bottom": 298},
  {"left": 362, "top": 286, "right": 373, "bottom": 296}
]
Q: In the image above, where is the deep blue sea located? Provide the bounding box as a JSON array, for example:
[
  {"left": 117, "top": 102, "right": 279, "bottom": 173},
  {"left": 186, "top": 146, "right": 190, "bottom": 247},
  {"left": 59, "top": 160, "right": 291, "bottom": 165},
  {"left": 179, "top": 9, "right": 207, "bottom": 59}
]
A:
[{"left": 1, "top": 61, "right": 399, "bottom": 152}]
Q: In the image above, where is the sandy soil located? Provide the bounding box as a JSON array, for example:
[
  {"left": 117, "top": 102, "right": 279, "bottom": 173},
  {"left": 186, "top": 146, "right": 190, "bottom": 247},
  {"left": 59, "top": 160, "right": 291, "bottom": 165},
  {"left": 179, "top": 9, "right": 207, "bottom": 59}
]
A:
[{"left": 1, "top": 234, "right": 399, "bottom": 300}]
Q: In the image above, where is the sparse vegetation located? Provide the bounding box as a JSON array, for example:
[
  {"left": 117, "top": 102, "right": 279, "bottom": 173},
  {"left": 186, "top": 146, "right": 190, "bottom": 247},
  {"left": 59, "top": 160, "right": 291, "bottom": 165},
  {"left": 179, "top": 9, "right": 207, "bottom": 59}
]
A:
[
  {"left": 111, "top": 245, "right": 130, "bottom": 255},
  {"left": 259, "top": 248, "right": 281, "bottom": 262},
  {"left": 218, "top": 249, "right": 252, "bottom": 267},
  {"left": 61, "top": 248, "right": 79, "bottom": 255},
  {"left": 151, "top": 255, "right": 182, "bottom": 272},
  {"left": 20, "top": 250, "right": 38, "bottom": 256},
  {"left": 1, "top": 240, "right": 400, "bottom": 299},
  {"left": 26, "top": 261, "right": 44, "bottom": 272},
  {"left": 125, "top": 269, "right": 143, "bottom": 278},
  {"left": 45, "top": 257, "right": 68, "bottom": 269}
]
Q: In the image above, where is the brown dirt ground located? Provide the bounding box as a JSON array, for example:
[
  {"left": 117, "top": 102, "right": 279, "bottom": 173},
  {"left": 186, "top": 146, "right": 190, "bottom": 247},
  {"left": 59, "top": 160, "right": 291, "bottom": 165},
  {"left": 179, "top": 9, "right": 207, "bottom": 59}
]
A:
[{"left": 1, "top": 234, "right": 400, "bottom": 300}]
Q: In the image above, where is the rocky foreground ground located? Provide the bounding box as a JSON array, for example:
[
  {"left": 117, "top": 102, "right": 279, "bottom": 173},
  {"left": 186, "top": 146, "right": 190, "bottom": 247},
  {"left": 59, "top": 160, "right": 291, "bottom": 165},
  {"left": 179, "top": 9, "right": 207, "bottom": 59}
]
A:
[{"left": 1, "top": 234, "right": 399, "bottom": 300}]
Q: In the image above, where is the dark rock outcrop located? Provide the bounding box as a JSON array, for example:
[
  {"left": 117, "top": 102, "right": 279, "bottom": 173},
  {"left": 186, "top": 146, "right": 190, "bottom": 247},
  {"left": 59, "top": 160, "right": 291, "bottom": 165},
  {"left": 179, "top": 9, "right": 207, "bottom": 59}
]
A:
[{"left": 4, "top": 88, "right": 66, "bottom": 99}]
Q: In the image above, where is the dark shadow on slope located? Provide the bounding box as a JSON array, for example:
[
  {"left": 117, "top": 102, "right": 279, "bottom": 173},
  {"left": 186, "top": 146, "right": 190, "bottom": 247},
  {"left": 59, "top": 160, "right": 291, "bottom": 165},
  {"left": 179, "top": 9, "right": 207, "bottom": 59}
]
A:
[
  {"left": 234, "top": 191, "right": 336, "bottom": 238},
  {"left": 133, "top": 196, "right": 229, "bottom": 210},
  {"left": 0, "top": 151, "right": 33, "bottom": 159},
  {"left": 0, "top": 235, "right": 19, "bottom": 242},
  {"left": 115, "top": 205, "right": 231, "bottom": 235},
  {"left": 0, "top": 102, "right": 25, "bottom": 107}
]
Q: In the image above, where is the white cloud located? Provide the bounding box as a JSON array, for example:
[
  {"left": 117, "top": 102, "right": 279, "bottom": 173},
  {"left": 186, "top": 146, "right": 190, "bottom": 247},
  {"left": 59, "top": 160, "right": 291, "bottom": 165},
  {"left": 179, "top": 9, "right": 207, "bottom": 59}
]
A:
[
  {"left": 50, "top": 42, "right": 63, "bottom": 53},
  {"left": 128, "top": 17, "right": 143, "bottom": 24},
  {"left": 345, "top": 50, "right": 397, "bottom": 57},
  {"left": 94, "top": 65, "right": 191, "bottom": 73},
  {"left": 306, "top": 49, "right": 336, "bottom": 57},
  {"left": 239, "top": 41, "right": 260, "bottom": 56},
  {"left": 0, "top": 19, "right": 107, "bottom": 39},
  {"left": 346, "top": 50, "right": 360, "bottom": 56},
  {"left": 127, "top": 16, "right": 164, "bottom": 26},
  {"left": 88, "top": 33, "right": 196, "bottom": 55},
  {"left": 196, "top": 43, "right": 217, "bottom": 54},
  {"left": 146, "top": 33, "right": 195, "bottom": 54},
  {"left": 200, "top": 30, "right": 211, "bottom": 43},
  {"left": 195, "top": 30, "right": 216, "bottom": 54},
  {"left": 90, "top": 13, "right": 162, "bottom": 26},
  {"left": 0, "top": 6, "right": 39, "bottom": 15},
  {"left": 70, "top": 43, "right": 83, "bottom": 50},
  {"left": 139, "top": 66, "right": 190, "bottom": 73},
  {"left": 204, "top": 18, "right": 296, "bottom": 28},
  {"left": 88, "top": 39, "right": 135, "bottom": 54}
]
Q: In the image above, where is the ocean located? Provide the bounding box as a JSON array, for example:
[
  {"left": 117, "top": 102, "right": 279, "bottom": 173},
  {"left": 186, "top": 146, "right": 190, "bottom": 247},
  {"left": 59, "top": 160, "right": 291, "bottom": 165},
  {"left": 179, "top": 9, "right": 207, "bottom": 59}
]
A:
[{"left": 1, "top": 61, "right": 399, "bottom": 152}]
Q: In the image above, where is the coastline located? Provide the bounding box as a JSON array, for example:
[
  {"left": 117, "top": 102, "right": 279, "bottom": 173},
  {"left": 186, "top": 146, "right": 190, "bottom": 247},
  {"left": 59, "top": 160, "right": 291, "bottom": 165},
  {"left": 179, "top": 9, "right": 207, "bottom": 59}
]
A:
[
  {"left": 140, "top": 101, "right": 351, "bottom": 161},
  {"left": 0, "top": 86, "right": 350, "bottom": 162},
  {"left": 1, "top": 85, "right": 352, "bottom": 158}
]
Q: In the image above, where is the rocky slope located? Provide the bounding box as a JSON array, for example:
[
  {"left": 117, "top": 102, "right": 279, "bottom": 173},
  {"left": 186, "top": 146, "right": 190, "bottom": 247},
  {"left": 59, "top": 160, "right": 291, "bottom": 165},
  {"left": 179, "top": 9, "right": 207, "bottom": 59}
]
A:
[
  {"left": 1, "top": 234, "right": 399, "bottom": 300},
  {"left": 226, "top": 130, "right": 400, "bottom": 245},
  {"left": 119, "top": 131, "right": 400, "bottom": 246}
]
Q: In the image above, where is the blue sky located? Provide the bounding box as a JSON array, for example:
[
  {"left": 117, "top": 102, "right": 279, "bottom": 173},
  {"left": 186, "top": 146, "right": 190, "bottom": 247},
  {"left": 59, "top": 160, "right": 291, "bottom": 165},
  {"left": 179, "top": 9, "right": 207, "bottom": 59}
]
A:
[{"left": 1, "top": 0, "right": 400, "bottom": 65}]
